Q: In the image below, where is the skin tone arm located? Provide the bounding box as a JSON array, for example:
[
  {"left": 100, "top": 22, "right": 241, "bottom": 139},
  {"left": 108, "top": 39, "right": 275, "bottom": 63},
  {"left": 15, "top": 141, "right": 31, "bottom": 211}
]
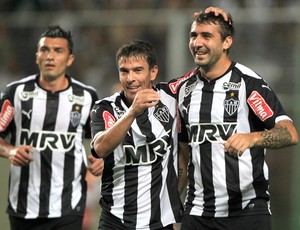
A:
[
  {"left": 224, "top": 119, "right": 299, "bottom": 157},
  {"left": 178, "top": 141, "right": 189, "bottom": 194},
  {"left": 0, "top": 137, "right": 33, "bottom": 166},
  {"left": 0, "top": 136, "right": 103, "bottom": 175},
  {"left": 87, "top": 154, "right": 104, "bottom": 177},
  {"left": 93, "top": 89, "right": 160, "bottom": 158}
]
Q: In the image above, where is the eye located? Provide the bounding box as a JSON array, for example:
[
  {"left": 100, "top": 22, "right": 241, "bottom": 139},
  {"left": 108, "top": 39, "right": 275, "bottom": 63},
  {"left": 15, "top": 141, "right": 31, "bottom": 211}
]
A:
[
  {"left": 202, "top": 32, "right": 212, "bottom": 39},
  {"left": 55, "top": 48, "right": 63, "bottom": 53},
  {"left": 39, "top": 47, "right": 48, "bottom": 52},
  {"left": 190, "top": 32, "right": 197, "bottom": 38},
  {"left": 119, "top": 68, "right": 128, "bottom": 75}
]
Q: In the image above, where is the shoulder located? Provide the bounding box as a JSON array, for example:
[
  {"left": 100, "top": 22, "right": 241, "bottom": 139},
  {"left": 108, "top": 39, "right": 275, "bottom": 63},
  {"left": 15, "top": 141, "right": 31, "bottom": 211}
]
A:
[
  {"left": 94, "top": 92, "right": 121, "bottom": 106},
  {"left": 69, "top": 77, "right": 99, "bottom": 101},
  {"left": 233, "top": 63, "right": 262, "bottom": 80},
  {"left": 70, "top": 77, "right": 97, "bottom": 93},
  {"left": 156, "top": 68, "right": 199, "bottom": 95},
  {"left": 6, "top": 75, "right": 37, "bottom": 88},
  {"left": 1, "top": 75, "right": 37, "bottom": 100}
]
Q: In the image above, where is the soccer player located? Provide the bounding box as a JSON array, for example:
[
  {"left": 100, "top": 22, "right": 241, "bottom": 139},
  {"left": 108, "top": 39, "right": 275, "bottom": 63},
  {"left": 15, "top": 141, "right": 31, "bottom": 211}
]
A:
[
  {"left": 90, "top": 39, "right": 184, "bottom": 229},
  {"left": 0, "top": 25, "right": 103, "bottom": 230},
  {"left": 177, "top": 10, "right": 299, "bottom": 230}
]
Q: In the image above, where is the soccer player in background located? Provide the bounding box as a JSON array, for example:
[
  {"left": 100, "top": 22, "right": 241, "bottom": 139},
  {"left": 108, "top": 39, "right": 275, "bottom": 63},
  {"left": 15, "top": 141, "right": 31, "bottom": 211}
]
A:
[{"left": 0, "top": 25, "right": 103, "bottom": 230}]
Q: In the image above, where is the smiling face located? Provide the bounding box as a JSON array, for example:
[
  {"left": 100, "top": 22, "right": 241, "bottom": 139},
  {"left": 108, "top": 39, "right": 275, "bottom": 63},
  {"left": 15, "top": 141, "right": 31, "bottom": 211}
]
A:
[
  {"left": 189, "top": 21, "right": 232, "bottom": 72},
  {"left": 118, "top": 55, "right": 158, "bottom": 104},
  {"left": 36, "top": 37, "right": 74, "bottom": 82}
]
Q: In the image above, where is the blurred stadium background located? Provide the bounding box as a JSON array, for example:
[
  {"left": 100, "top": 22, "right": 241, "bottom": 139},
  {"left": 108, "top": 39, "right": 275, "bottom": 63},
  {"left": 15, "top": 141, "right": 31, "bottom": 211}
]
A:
[{"left": 0, "top": 0, "right": 300, "bottom": 229}]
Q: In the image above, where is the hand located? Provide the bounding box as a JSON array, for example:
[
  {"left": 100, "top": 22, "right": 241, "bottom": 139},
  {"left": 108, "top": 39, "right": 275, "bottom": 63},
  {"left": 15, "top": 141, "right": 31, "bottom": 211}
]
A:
[
  {"left": 224, "top": 133, "right": 255, "bottom": 157},
  {"left": 129, "top": 89, "right": 160, "bottom": 117},
  {"left": 9, "top": 145, "right": 34, "bottom": 166},
  {"left": 194, "top": 7, "right": 231, "bottom": 24},
  {"left": 87, "top": 154, "right": 104, "bottom": 177}
]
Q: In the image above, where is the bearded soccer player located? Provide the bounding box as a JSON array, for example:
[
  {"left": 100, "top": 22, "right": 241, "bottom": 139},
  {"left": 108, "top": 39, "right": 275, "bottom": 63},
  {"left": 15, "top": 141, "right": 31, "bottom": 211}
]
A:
[{"left": 178, "top": 10, "right": 298, "bottom": 230}]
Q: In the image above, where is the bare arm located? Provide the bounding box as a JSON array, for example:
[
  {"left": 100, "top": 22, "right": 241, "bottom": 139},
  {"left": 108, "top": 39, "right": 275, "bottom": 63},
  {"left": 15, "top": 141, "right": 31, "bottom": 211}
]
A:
[
  {"left": 178, "top": 141, "right": 189, "bottom": 194},
  {"left": 224, "top": 120, "right": 299, "bottom": 157},
  {"left": 93, "top": 89, "right": 160, "bottom": 158}
]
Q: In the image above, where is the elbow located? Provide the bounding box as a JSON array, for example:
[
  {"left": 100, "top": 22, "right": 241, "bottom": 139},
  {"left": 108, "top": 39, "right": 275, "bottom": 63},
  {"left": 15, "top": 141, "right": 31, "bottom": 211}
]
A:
[
  {"left": 93, "top": 141, "right": 108, "bottom": 158},
  {"left": 291, "top": 134, "right": 299, "bottom": 146},
  {"left": 290, "top": 125, "right": 299, "bottom": 146}
]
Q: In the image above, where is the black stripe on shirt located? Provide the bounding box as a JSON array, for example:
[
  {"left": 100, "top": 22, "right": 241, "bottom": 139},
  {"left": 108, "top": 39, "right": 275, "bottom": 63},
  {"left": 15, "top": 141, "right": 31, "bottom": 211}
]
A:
[
  {"left": 39, "top": 92, "right": 58, "bottom": 216},
  {"left": 17, "top": 81, "right": 35, "bottom": 217},
  {"left": 224, "top": 71, "right": 243, "bottom": 215},
  {"left": 200, "top": 80, "right": 216, "bottom": 217}
]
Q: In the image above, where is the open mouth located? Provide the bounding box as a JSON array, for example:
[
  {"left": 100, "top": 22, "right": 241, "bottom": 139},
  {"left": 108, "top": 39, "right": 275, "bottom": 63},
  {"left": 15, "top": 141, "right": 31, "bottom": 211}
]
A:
[{"left": 127, "top": 86, "right": 140, "bottom": 92}]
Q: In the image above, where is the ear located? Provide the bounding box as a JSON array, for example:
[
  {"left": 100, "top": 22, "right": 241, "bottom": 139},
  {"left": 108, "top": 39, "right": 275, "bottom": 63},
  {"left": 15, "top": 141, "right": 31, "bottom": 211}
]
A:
[
  {"left": 223, "top": 36, "right": 233, "bottom": 51},
  {"left": 67, "top": 54, "right": 75, "bottom": 67},
  {"left": 150, "top": 65, "right": 158, "bottom": 81}
]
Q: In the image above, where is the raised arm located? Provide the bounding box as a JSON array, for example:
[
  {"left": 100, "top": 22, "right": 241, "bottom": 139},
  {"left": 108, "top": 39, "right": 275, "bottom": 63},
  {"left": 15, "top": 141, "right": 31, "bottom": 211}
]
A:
[
  {"left": 92, "top": 89, "right": 160, "bottom": 158},
  {"left": 178, "top": 141, "right": 189, "bottom": 194}
]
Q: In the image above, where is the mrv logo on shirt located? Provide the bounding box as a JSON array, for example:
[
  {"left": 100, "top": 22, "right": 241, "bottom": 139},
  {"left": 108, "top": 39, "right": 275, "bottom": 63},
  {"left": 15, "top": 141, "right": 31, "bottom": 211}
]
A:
[
  {"left": 20, "top": 129, "right": 76, "bottom": 151},
  {"left": 189, "top": 123, "right": 237, "bottom": 144},
  {"left": 123, "top": 133, "right": 170, "bottom": 165}
]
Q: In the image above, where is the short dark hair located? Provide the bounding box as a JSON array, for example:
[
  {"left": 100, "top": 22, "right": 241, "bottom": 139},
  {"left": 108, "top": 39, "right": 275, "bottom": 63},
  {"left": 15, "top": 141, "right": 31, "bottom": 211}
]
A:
[
  {"left": 194, "top": 11, "right": 235, "bottom": 41},
  {"left": 39, "top": 25, "right": 74, "bottom": 54},
  {"left": 116, "top": 39, "right": 157, "bottom": 69}
]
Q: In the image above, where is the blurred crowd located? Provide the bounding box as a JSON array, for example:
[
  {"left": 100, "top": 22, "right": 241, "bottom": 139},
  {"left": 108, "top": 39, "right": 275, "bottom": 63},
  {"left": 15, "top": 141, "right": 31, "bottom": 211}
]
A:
[
  {"left": 0, "top": 0, "right": 299, "bottom": 98},
  {"left": 0, "top": 0, "right": 297, "bottom": 12}
]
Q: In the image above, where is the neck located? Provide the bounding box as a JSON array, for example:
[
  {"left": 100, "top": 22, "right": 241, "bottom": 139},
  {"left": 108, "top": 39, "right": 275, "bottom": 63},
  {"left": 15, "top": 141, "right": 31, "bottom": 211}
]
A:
[
  {"left": 200, "top": 59, "right": 232, "bottom": 82},
  {"left": 39, "top": 75, "right": 69, "bottom": 93}
]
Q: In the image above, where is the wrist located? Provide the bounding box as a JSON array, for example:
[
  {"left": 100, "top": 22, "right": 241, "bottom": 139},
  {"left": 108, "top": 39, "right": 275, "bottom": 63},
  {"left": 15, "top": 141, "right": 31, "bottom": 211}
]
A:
[{"left": 8, "top": 149, "right": 17, "bottom": 160}]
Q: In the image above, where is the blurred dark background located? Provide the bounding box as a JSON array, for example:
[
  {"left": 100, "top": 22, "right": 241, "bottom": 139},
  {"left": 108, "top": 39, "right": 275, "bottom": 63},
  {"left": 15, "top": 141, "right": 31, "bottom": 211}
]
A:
[{"left": 0, "top": 1, "right": 300, "bottom": 229}]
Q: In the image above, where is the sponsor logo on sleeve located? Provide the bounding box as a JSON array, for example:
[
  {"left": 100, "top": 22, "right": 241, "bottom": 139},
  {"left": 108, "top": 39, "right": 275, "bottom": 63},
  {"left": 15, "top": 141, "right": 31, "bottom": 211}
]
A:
[
  {"left": 169, "top": 71, "right": 194, "bottom": 94},
  {"left": 102, "top": 111, "right": 116, "bottom": 129},
  {"left": 0, "top": 100, "right": 15, "bottom": 131},
  {"left": 247, "top": 91, "right": 273, "bottom": 121}
]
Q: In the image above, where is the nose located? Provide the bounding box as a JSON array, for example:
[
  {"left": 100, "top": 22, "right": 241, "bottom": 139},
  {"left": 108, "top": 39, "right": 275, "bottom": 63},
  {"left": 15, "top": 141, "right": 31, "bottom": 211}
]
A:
[
  {"left": 126, "top": 72, "right": 134, "bottom": 82},
  {"left": 194, "top": 35, "right": 203, "bottom": 47},
  {"left": 47, "top": 51, "right": 54, "bottom": 60}
]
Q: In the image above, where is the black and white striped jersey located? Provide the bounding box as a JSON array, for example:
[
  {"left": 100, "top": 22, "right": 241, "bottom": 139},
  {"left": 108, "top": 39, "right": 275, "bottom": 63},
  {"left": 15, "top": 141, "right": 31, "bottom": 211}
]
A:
[
  {"left": 0, "top": 74, "right": 98, "bottom": 219},
  {"left": 178, "top": 62, "right": 291, "bottom": 218},
  {"left": 90, "top": 82, "right": 183, "bottom": 229}
]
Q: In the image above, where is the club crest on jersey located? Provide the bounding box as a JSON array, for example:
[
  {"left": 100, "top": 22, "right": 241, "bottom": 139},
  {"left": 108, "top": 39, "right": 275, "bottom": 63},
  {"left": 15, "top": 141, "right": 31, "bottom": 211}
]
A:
[
  {"left": 222, "top": 82, "right": 241, "bottom": 91},
  {"left": 247, "top": 91, "right": 273, "bottom": 121},
  {"left": 103, "top": 111, "right": 116, "bottom": 129},
  {"left": 0, "top": 100, "right": 14, "bottom": 132},
  {"left": 70, "top": 111, "right": 81, "bottom": 127},
  {"left": 68, "top": 94, "right": 85, "bottom": 105},
  {"left": 20, "top": 90, "right": 38, "bottom": 101},
  {"left": 224, "top": 98, "right": 239, "bottom": 116},
  {"left": 154, "top": 105, "right": 170, "bottom": 123}
]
